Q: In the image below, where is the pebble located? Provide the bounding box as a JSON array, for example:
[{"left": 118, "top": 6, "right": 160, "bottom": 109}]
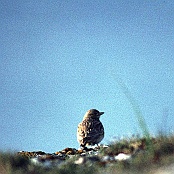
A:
[{"left": 114, "top": 153, "right": 132, "bottom": 161}]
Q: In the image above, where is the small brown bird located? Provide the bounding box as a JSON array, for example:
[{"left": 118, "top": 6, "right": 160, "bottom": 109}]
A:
[{"left": 77, "top": 109, "right": 104, "bottom": 148}]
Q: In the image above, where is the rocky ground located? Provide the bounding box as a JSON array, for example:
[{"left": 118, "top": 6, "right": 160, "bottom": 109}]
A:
[
  {"left": 18, "top": 145, "right": 127, "bottom": 167},
  {"left": 1, "top": 135, "right": 174, "bottom": 174},
  {"left": 18, "top": 137, "right": 147, "bottom": 167}
]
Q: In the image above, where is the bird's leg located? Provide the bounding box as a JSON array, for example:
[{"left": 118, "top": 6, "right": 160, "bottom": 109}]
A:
[
  {"left": 96, "top": 144, "right": 101, "bottom": 150},
  {"left": 80, "top": 144, "right": 88, "bottom": 151},
  {"left": 83, "top": 147, "right": 89, "bottom": 151}
]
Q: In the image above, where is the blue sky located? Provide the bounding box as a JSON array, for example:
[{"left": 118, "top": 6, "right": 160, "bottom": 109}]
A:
[{"left": 1, "top": 0, "right": 174, "bottom": 152}]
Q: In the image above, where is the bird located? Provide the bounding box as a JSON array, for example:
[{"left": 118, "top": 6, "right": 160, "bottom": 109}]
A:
[{"left": 77, "top": 109, "right": 104, "bottom": 149}]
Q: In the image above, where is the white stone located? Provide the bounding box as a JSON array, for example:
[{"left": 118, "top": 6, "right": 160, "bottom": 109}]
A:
[{"left": 114, "top": 153, "right": 132, "bottom": 161}]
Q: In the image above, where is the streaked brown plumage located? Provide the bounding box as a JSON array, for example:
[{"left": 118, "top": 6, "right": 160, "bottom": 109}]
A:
[{"left": 77, "top": 109, "right": 104, "bottom": 148}]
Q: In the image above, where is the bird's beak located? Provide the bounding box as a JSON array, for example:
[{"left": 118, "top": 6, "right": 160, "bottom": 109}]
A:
[{"left": 99, "top": 112, "right": 104, "bottom": 115}]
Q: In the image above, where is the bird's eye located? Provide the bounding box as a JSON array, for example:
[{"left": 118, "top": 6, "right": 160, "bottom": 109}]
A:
[{"left": 96, "top": 111, "right": 100, "bottom": 115}]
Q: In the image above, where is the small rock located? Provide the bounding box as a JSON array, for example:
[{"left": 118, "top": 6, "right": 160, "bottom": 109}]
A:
[
  {"left": 114, "top": 153, "right": 132, "bottom": 161},
  {"left": 102, "top": 155, "right": 112, "bottom": 162},
  {"left": 74, "top": 157, "right": 86, "bottom": 165},
  {"left": 77, "top": 149, "right": 83, "bottom": 154}
]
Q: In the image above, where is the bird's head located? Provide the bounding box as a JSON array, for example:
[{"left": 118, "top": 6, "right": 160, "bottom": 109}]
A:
[{"left": 83, "top": 109, "right": 104, "bottom": 119}]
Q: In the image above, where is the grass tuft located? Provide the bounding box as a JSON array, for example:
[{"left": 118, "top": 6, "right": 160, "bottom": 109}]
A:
[{"left": 112, "top": 74, "right": 154, "bottom": 153}]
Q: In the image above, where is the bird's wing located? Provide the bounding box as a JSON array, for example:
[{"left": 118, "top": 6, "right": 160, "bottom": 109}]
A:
[{"left": 77, "top": 119, "right": 104, "bottom": 138}]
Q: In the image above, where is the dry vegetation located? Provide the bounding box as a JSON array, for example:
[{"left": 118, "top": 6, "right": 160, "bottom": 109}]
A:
[{"left": 1, "top": 134, "right": 174, "bottom": 174}]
